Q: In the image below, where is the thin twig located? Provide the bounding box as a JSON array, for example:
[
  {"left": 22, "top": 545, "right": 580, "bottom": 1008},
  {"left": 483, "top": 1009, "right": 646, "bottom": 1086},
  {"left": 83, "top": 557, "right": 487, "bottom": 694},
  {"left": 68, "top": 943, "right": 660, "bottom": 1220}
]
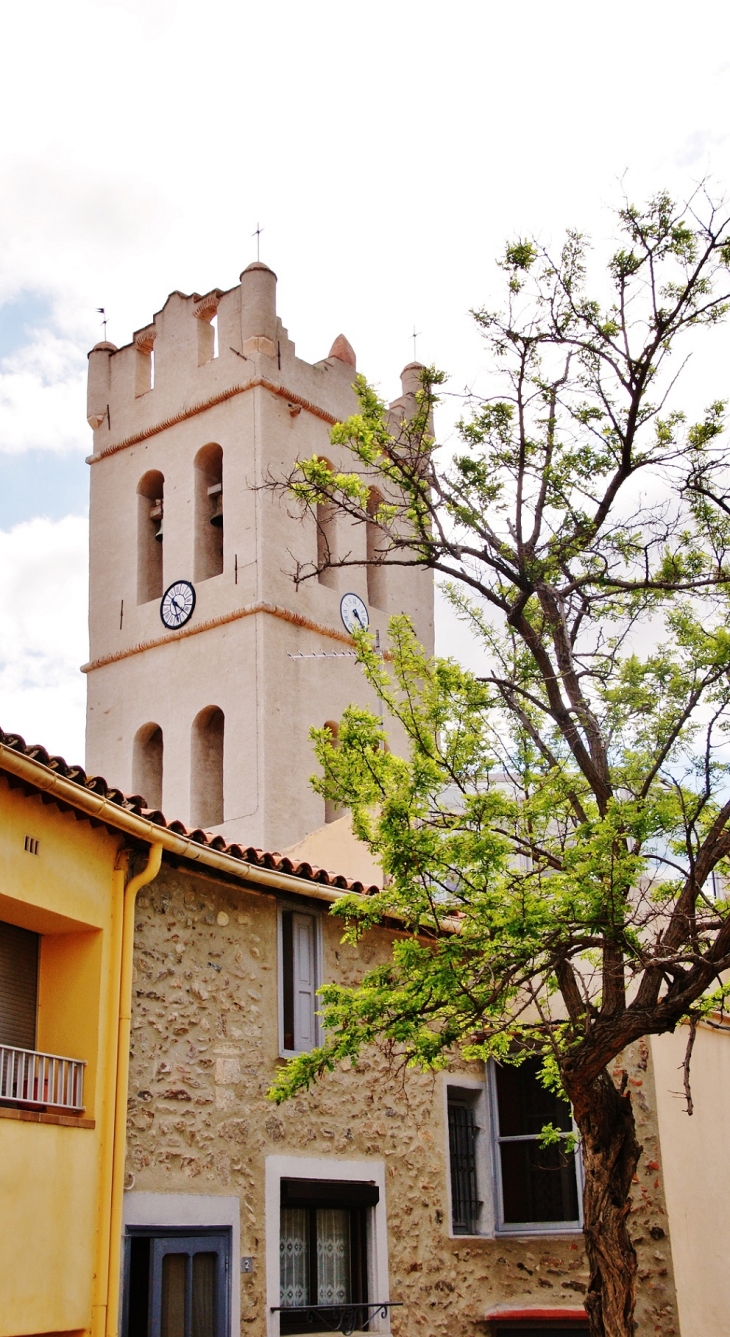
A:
[{"left": 681, "top": 1017, "right": 698, "bottom": 1116}]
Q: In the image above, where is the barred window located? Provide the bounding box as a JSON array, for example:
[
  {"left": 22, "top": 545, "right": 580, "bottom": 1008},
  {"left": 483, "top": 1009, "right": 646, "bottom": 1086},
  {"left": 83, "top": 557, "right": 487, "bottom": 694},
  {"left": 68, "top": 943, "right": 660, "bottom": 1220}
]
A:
[{"left": 447, "top": 1098, "right": 480, "bottom": 1235}]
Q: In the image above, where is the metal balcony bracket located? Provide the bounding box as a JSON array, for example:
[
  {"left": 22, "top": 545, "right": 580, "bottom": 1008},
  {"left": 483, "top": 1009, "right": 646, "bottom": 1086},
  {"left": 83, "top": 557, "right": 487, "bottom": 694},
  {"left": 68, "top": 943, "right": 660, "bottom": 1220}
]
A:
[{"left": 271, "top": 1301, "right": 403, "bottom": 1335}]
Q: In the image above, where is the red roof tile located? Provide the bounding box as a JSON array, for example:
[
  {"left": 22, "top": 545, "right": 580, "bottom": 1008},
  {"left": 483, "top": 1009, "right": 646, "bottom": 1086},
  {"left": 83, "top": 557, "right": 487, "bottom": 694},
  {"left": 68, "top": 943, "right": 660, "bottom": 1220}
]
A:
[{"left": 0, "top": 727, "right": 379, "bottom": 896}]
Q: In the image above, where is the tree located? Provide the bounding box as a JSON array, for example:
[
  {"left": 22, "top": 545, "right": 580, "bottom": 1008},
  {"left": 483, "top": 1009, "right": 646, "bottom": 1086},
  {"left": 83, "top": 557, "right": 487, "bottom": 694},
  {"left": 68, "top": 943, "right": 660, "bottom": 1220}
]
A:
[{"left": 269, "top": 191, "right": 730, "bottom": 1337}]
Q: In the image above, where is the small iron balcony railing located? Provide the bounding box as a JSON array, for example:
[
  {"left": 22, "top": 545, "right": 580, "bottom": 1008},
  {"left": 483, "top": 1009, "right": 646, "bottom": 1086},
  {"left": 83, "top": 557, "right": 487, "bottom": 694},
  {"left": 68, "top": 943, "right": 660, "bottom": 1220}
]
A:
[
  {"left": 0, "top": 1044, "right": 86, "bottom": 1113},
  {"left": 271, "top": 1301, "right": 403, "bottom": 1335}
]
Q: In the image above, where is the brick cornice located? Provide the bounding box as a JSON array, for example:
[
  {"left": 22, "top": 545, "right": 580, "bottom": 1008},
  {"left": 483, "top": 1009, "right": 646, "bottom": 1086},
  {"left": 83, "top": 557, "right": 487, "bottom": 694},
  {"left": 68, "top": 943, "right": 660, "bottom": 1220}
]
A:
[
  {"left": 81, "top": 601, "right": 357, "bottom": 673},
  {"left": 86, "top": 377, "right": 339, "bottom": 463}
]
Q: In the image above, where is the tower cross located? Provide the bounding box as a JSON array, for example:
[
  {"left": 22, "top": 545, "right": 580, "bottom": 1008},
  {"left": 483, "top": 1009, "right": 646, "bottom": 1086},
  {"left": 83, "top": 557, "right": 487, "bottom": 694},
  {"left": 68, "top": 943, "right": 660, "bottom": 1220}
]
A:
[
  {"left": 411, "top": 326, "right": 421, "bottom": 361},
  {"left": 252, "top": 223, "right": 264, "bottom": 262}
]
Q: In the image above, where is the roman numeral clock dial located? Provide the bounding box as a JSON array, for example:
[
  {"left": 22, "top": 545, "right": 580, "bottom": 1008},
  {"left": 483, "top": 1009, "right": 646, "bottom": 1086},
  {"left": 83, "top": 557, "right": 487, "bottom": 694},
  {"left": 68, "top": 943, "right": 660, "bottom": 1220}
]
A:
[
  {"left": 160, "top": 580, "right": 196, "bottom": 630},
  {"left": 340, "top": 593, "right": 369, "bottom": 634}
]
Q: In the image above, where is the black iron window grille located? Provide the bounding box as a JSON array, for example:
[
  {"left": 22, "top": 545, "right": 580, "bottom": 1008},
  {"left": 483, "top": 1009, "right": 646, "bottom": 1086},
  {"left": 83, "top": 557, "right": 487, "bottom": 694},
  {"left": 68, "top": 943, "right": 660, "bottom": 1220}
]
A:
[
  {"left": 448, "top": 1098, "right": 480, "bottom": 1234},
  {"left": 271, "top": 1301, "right": 403, "bottom": 1336}
]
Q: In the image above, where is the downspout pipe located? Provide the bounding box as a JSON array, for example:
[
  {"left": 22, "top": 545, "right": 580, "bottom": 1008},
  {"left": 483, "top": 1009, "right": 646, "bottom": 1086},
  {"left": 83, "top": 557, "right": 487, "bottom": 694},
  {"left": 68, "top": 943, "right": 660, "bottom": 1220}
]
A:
[
  {"left": 105, "top": 842, "right": 164, "bottom": 1337},
  {"left": 91, "top": 855, "right": 127, "bottom": 1337}
]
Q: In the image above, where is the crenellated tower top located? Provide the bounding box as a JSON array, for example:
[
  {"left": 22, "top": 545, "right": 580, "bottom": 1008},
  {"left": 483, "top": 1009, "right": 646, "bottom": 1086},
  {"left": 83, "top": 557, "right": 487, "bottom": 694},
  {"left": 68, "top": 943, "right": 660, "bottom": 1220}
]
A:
[{"left": 84, "top": 261, "right": 433, "bottom": 853}]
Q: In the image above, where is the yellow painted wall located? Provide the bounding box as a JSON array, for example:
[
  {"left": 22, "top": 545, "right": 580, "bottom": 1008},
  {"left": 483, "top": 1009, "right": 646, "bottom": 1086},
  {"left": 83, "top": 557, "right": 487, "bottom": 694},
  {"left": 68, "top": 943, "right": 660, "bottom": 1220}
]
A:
[
  {"left": 0, "top": 782, "right": 118, "bottom": 932},
  {"left": 0, "top": 776, "right": 122, "bottom": 1337},
  {"left": 38, "top": 931, "right": 104, "bottom": 1117},
  {"left": 0, "top": 1120, "right": 100, "bottom": 1333}
]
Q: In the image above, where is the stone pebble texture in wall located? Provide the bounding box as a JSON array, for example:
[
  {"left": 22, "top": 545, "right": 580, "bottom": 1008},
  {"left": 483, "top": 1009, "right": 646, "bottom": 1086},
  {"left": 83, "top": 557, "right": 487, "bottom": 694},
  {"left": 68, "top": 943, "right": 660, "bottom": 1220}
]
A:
[{"left": 126, "top": 862, "right": 680, "bottom": 1336}]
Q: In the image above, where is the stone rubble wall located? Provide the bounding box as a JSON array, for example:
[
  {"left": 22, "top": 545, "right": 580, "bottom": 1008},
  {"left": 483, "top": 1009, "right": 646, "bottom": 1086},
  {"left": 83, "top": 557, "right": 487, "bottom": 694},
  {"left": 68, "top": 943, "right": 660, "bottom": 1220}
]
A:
[{"left": 126, "top": 862, "right": 680, "bottom": 1335}]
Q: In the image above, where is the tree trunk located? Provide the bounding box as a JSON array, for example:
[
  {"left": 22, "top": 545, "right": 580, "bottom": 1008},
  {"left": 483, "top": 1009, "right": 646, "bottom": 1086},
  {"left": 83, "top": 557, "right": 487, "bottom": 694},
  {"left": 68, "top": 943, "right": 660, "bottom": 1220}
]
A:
[{"left": 568, "top": 1067, "right": 641, "bottom": 1337}]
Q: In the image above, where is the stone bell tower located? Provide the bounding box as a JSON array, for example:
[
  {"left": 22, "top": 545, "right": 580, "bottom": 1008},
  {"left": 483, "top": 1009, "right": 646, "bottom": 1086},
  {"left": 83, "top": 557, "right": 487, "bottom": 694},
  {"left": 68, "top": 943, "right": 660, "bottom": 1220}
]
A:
[{"left": 83, "top": 262, "right": 433, "bottom": 852}]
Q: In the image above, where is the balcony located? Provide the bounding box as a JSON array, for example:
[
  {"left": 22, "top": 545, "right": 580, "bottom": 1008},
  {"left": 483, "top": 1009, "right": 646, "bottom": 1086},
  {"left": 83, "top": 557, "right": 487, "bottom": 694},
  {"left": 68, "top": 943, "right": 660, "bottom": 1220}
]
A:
[
  {"left": 272, "top": 1303, "right": 403, "bottom": 1335},
  {"left": 0, "top": 1044, "right": 85, "bottom": 1113}
]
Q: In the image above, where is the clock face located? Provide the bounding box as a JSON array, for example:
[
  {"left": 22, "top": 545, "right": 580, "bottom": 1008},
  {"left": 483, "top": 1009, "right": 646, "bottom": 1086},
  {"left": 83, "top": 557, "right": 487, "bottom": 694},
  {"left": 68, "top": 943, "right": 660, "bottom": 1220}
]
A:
[
  {"left": 160, "top": 580, "right": 196, "bottom": 630},
  {"left": 340, "top": 592, "right": 369, "bottom": 635}
]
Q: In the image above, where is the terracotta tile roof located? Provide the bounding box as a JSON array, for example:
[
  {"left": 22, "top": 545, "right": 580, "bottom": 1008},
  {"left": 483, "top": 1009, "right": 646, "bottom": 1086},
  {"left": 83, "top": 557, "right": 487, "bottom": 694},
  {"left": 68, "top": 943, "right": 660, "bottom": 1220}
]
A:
[{"left": 0, "top": 727, "right": 378, "bottom": 896}]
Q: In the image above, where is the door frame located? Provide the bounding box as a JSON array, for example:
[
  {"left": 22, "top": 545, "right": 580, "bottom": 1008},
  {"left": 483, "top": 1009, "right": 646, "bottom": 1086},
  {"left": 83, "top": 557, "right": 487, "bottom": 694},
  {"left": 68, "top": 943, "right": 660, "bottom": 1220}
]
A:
[{"left": 123, "top": 1192, "right": 241, "bottom": 1337}]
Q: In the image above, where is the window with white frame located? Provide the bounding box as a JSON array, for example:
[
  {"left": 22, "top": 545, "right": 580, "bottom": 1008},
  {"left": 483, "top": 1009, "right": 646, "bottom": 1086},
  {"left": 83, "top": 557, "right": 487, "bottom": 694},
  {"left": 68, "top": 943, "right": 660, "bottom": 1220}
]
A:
[
  {"left": 446, "top": 1061, "right": 581, "bottom": 1236},
  {"left": 123, "top": 1193, "right": 240, "bottom": 1337},
  {"left": 123, "top": 1228, "right": 231, "bottom": 1337},
  {"left": 491, "top": 1058, "right": 580, "bottom": 1231},
  {"left": 265, "top": 1156, "right": 391, "bottom": 1337},
  {"left": 279, "top": 909, "right": 319, "bottom": 1055},
  {"left": 278, "top": 1179, "right": 375, "bottom": 1334}
]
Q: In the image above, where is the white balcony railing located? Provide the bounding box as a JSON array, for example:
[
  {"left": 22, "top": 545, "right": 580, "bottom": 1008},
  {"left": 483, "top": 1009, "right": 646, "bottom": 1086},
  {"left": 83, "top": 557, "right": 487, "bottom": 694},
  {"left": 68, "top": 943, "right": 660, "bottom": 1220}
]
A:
[{"left": 0, "top": 1045, "right": 85, "bottom": 1113}]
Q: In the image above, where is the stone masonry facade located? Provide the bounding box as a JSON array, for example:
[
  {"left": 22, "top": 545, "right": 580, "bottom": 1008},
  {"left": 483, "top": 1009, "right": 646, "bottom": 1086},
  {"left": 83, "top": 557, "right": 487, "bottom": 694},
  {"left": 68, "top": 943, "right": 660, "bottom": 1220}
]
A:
[{"left": 125, "top": 860, "right": 681, "bottom": 1336}]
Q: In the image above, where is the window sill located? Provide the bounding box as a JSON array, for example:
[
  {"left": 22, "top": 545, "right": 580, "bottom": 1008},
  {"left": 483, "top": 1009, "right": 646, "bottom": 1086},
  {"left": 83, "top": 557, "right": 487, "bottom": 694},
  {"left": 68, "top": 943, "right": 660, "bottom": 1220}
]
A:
[
  {"left": 449, "top": 1227, "right": 583, "bottom": 1242},
  {"left": 495, "top": 1224, "right": 583, "bottom": 1238},
  {"left": 0, "top": 1101, "right": 94, "bottom": 1129},
  {"left": 485, "top": 1305, "right": 588, "bottom": 1322}
]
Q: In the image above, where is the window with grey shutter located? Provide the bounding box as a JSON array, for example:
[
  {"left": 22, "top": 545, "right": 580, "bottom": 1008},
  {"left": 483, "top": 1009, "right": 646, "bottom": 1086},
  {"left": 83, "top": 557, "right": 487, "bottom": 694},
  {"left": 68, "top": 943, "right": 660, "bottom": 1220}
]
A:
[
  {"left": 281, "top": 910, "right": 318, "bottom": 1053},
  {"left": 0, "top": 920, "right": 39, "bottom": 1049}
]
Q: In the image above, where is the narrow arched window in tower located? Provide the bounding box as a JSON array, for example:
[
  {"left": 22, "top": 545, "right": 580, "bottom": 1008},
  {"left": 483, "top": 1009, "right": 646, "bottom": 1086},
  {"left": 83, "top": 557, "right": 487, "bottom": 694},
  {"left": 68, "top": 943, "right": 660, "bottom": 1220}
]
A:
[
  {"left": 134, "top": 327, "right": 156, "bottom": 396},
  {"left": 323, "top": 720, "right": 342, "bottom": 824},
  {"left": 132, "top": 723, "right": 163, "bottom": 809},
  {"left": 137, "top": 470, "right": 164, "bottom": 604},
  {"left": 315, "top": 459, "right": 338, "bottom": 589},
  {"left": 366, "top": 487, "right": 387, "bottom": 611},
  {"left": 190, "top": 706, "right": 225, "bottom": 828},
  {"left": 194, "top": 296, "right": 219, "bottom": 365},
  {"left": 194, "top": 443, "right": 224, "bottom": 581}
]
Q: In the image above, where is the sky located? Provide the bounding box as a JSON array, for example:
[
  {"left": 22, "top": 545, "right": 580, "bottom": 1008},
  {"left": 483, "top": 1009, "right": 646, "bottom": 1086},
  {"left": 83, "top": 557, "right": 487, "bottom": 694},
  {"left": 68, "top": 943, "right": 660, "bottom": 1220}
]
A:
[{"left": 1, "top": 0, "right": 730, "bottom": 765}]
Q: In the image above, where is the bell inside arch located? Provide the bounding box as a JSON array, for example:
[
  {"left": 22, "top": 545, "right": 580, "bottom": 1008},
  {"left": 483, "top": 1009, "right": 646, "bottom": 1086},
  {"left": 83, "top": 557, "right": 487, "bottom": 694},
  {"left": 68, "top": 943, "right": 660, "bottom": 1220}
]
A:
[
  {"left": 149, "top": 499, "right": 164, "bottom": 543},
  {"left": 208, "top": 483, "right": 223, "bottom": 528}
]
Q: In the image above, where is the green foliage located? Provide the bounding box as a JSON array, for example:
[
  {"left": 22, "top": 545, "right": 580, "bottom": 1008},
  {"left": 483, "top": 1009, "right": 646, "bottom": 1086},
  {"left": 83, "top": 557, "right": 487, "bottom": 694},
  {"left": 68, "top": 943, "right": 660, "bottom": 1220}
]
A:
[{"left": 270, "top": 189, "right": 730, "bottom": 1120}]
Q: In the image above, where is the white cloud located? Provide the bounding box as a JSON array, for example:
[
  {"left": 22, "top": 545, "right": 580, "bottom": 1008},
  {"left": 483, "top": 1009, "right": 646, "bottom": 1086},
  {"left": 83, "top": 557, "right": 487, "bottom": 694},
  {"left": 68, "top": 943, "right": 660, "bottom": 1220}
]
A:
[
  {"left": 0, "top": 330, "right": 86, "bottom": 454},
  {"left": 0, "top": 515, "right": 88, "bottom": 762},
  {"left": 0, "top": 0, "right": 728, "bottom": 773}
]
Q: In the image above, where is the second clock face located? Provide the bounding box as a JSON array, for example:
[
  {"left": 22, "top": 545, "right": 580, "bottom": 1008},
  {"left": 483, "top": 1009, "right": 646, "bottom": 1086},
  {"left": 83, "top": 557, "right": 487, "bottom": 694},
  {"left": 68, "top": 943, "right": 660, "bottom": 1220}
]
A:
[
  {"left": 340, "top": 592, "right": 369, "bottom": 635},
  {"left": 160, "top": 580, "right": 196, "bottom": 630}
]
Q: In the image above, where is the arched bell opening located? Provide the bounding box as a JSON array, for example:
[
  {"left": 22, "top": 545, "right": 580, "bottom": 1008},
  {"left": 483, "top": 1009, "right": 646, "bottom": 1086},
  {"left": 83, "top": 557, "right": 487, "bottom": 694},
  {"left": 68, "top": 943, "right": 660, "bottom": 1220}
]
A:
[
  {"left": 132, "top": 722, "right": 163, "bottom": 809},
  {"left": 366, "top": 487, "right": 387, "bottom": 611},
  {"left": 315, "top": 458, "right": 338, "bottom": 590},
  {"left": 137, "top": 469, "right": 164, "bottom": 604},
  {"left": 323, "top": 719, "right": 343, "bottom": 824},
  {"left": 194, "top": 443, "right": 224, "bottom": 581},
  {"left": 190, "top": 705, "right": 225, "bottom": 827}
]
